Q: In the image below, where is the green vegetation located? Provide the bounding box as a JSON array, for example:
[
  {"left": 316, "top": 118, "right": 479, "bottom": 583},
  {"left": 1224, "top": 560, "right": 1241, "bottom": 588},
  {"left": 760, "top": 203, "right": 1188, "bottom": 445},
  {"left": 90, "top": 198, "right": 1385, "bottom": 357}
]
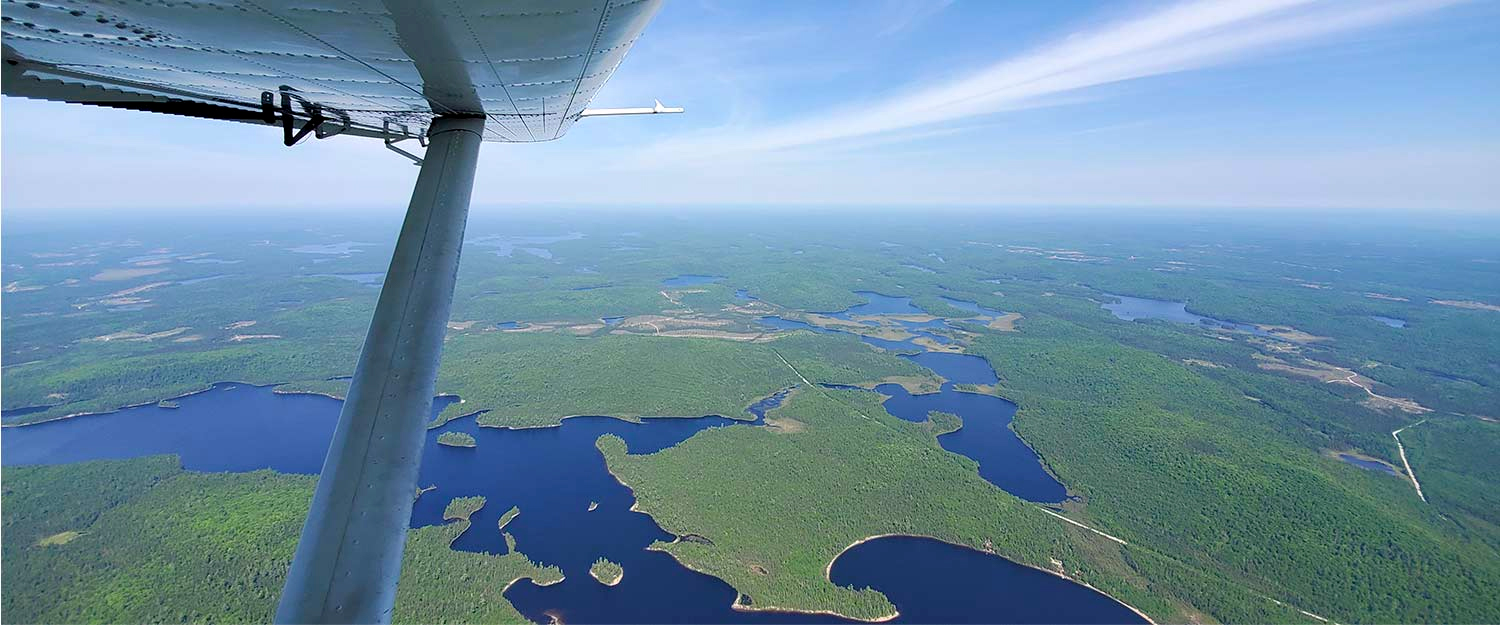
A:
[
  {"left": 968, "top": 318, "right": 1500, "bottom": 623},
  {"left": 2, "top": 457, "right": 558, "bottom": 624},
  {"left": 3, "top": 213, "right": 1497, "bottom": 623},
  {"left": 601, "top": 388, "right": 1274, "bottom": 623},
  {"left": 498, "top": 505, "right": 521, "bottom": 531},
  {"left": 394, "top": 503, "right": 562, "bottom": 624},
  {"left": 1402, "top": 418, "right": 1500, "bottom": 532},
  {"left": 437, "top": 431, "right": 477, "bottom": 448},
  {"left": 589, "top": 557, "right": 624, "bottom": 586},
  {"left": 444, "top": 496, "right": 486, "bottom": 522},
  {"left": 433, "top": 331, "right": 934, "bottom": 429},
  {"left": 2, "top": 457, "right": 314, "bottom": 623}
]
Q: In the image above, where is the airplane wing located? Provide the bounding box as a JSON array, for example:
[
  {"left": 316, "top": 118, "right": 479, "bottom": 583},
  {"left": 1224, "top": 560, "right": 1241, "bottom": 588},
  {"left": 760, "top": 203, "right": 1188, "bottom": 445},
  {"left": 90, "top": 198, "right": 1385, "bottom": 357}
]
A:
[
  {"left": 2, "top": 0, "right": 667, "bottom": 142},
  {"left": 3, "top": 3, "right": 679, "bottom": 624}
]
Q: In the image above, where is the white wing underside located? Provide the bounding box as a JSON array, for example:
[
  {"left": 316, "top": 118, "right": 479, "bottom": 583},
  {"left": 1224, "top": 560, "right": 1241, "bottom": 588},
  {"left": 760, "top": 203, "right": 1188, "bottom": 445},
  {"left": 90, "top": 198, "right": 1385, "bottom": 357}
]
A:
[{"left": 1, "top": 0, "right": 663, "bottom": 142}]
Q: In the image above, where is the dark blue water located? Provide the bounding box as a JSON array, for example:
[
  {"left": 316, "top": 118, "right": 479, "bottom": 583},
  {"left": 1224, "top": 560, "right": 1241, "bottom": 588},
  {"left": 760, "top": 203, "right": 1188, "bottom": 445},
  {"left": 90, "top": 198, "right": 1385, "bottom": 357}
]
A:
[
  {"left": 755, "top": 301, "right": 1065, "bottom": 503},
  {"left": 470, "top": 233, "right": 584, "bottom": 258},
  {"left": 939, "top": 296, "right": 1005, "bottom": 317},
  {"left": 290, "top": 242, "right": 372, "bottom": 255},
  {"left": 1370, "top": 316, "right": 1407, "bottom": 329},
  {"left": 824, "top": 292, "right": 925, "bottom": 318},
  {"left": 0, "top": 384, "right": 849, "bottom": 624},
  {"left": 602, "top": 316, "right": 626, "bottom": 326},
  {"left": 662, "top": 275, "right": 724, "bottom": 287},
  {"left": 831, "top": 537, "right": 1143, "bottom": 624},
  {"left": 496, "top": 321, "right": 522, "bottom": 330},
  {"left": 307, "top": 272, "right": 384, "bottom": 287},
  {"left": 1337, "top": 453, "right": 1398, "bottom": 475},
  {"left": 734, "top": 289, "right": 755, "bottom": 300},
  {"left": 2, "top": 384, "right": 352, "bottom": 473},
  {"left": 1, "top": 404, "right": 54, "bottom": 419},
  {"left": 756, "top": 316, "right": 835, "bottom": 334},
  {"left": 873, "top": 383, "right": 1065, "bottom": 503},
  {"left": 1101, "top": 294, "right": 1267, "bottom": 336},
  {"left": 0, "top": 357, "right": 1104, "bottom": 621},
  {"left": 177, "top": 274, "right": 230, "bottom": 285}
]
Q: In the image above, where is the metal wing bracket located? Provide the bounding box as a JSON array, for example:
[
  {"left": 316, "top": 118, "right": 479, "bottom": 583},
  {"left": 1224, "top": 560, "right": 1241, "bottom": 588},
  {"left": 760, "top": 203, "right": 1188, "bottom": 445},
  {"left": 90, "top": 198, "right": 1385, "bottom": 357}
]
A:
[{"left": 262, "top": 86, "right": 350, "bottom": 147}]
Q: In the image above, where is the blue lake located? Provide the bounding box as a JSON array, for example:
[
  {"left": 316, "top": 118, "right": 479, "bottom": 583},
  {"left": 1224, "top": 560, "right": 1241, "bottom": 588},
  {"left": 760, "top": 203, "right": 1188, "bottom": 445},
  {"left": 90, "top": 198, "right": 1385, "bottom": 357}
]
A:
[
  {"left": 758, "top": 295, "right": 1066, "bottom": 504},
  {"left": 939, "top": 296, "right": 1005, "bottom": 317},
  {"left": 662, "top": 274, "right": 724, "bottom": 287},
  {"left": 0, "top": 383, "right": 1127, "bottom": 623},
  {"left": 756, "top": 316, "right": 834, "bottom": 334},
  {"left": 2, "top": 384, "right": 360, "bottom": 473},
  {"left": 1337, "top": 453, "right": 1398, "bottom": 476},
  {"left": 1370, "top": 316, "right": 1407, "bottom": 328},
  {"left": 306, "top": 272, "right": 384, "bottom": 287},
  {"left": 824, "top": 291, "right": 924, "bottom": 317},
  {"left": 1101, "top": 293, "right": 1267, "bottom": 335},
  {"left": 177, "top": 274, "right": 231, "bottom": 285},
  {"left": 872, "top": 382, "right": 1065, "bottom": 503},
  {"left": 831, "top": 536, "right": 1142, "bottom": 624},
  {"left": 289, "top": 242, "right": 372, "bottom": 255},
  {"left": 469, "top": 233, "right": 584, "bottom": 258}
]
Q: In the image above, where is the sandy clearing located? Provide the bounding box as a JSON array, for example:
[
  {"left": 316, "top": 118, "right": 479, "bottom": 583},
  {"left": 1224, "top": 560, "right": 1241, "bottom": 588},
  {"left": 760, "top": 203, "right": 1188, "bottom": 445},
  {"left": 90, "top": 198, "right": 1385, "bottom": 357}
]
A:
[
  {"left": 229, "top": 334, "right": 282, "bottom": 341},
  {"left": 986, "top": 312, "right": 1022, "bottom": 332},
  {"left": 854, "top": 375, "right": 943, "bottom": 395},
  {"left": 106, "top": 281, "right": 172, "bottom": 298},
  {"left": 1256, "top": 355, "right": 1430, "bottom": 414},
  {"left": 765, "top": 417, "right": 806, "bottom": 433},
  {"left": 37, "top": 531, "right": 85, "bottom": 546},
  {"left": 86, "top": 326, "right": 191, "bottom": 343},
  {"left": 1254, "top": 324, "right": 1332, "bottom": 343},
  {"left": 91, "top": 267, "right": 167, "bottom": 281},
  {"left": 1431, "top": 299, "right": 1500, "bottom": 312},
  {"left": 3, "top": 281, "right": 45, "bottom": 293},
  {"left": 911, "top": 336, "right": 965, "bottom": 353}
]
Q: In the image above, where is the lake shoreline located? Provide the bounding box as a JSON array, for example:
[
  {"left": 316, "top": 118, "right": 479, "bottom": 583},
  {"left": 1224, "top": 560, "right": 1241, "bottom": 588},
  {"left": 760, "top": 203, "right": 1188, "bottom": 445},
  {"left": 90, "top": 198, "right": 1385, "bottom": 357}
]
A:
[{"left": 826, "top": 533, "right": 1158, "bottom": 625}]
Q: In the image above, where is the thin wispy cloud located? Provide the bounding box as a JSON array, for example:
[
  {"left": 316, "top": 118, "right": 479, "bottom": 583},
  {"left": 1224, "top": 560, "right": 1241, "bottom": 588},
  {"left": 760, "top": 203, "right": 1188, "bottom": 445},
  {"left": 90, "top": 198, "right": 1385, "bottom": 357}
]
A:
[
  {"left": 872, "top": 0, "right": 955, "bottom": 37},
  {"left": 647, "top": 0, "right": 1461, "bottom": 160}
]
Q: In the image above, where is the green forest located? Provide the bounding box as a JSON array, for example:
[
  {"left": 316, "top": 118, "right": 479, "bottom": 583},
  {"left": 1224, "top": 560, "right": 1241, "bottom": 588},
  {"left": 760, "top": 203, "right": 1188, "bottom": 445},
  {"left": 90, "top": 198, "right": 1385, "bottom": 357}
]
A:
[
  {"left": 2, "top": 457, "right": 561, "bottom": 624},
  {"left": 2, "top": 212, "right": 1496, "bottom": 623}
]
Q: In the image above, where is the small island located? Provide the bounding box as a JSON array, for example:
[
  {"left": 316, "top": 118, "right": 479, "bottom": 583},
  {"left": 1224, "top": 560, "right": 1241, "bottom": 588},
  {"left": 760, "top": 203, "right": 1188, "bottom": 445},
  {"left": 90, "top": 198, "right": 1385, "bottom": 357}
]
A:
[
  {"left": 589, "top": 557, "right": 624, "bottom": 586},
  {"left": 443, "top": 496, "right": 485, "bottom": 522},
  {"left": 437, "top": 431, "right": 477, "bottom": 448}
]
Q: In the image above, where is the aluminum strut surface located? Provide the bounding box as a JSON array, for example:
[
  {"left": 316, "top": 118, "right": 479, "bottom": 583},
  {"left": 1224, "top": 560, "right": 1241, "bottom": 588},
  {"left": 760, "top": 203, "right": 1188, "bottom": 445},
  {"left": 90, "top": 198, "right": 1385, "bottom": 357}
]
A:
[{"left": 275, "top": 116, "right": 485, "bottom": 624}]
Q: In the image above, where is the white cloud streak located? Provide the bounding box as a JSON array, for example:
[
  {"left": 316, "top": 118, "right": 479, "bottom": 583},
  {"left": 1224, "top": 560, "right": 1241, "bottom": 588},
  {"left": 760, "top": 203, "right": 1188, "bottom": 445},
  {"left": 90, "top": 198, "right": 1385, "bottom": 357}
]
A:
[{"left": 648, "top": 0, "right": 1460, "bottom": 159}]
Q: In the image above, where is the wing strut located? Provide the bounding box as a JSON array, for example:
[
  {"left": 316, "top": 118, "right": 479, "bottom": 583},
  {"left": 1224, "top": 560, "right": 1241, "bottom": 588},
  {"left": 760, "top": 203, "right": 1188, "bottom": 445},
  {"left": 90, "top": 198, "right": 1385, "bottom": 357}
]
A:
[{"left": 275, "top": 115, "right": 485, "bottom": 625}]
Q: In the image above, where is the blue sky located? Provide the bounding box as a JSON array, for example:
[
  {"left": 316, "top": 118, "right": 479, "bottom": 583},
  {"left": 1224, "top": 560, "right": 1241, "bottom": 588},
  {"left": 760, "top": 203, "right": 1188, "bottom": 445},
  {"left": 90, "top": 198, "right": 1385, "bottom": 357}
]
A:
[{"left": 3, "top": 0, "right": 1497, "bottom": 214}]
